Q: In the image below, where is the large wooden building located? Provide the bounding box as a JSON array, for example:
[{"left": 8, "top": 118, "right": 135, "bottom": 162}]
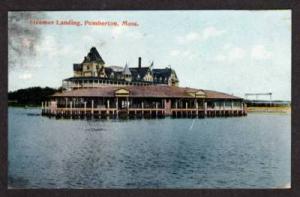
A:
[
  {"left": 43, "top": 47, "right": 247, "bottom": 119},
  {"left": 63, "top": 47, "right": 179, "bottom": 89}
]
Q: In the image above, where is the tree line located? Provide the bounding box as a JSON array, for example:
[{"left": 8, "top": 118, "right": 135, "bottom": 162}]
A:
[{"left": 8, "top": 87, "right": 63, "bottom": 107}]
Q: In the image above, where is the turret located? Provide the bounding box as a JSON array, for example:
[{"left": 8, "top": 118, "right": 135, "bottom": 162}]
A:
[{"left": 123, "top": 63, "right": 132, "bottom": 82}]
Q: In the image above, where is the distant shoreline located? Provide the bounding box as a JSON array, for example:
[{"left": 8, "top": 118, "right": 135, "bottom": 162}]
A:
[
  {"left": 8, "top": 103, "right": 40, "bottom": 108},
  {"left": 247, "top": 106, "right": 291, "bottom": 113}
]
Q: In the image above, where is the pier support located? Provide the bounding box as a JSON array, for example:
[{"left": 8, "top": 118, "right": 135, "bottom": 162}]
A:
[
  {"left": 41, "top": 102, "right": 44, "bottom": 114},
  {"left": 70, "top": 101, "right": 72, "bottom": 116},
  {"left": 91, "top": 100, "right": 94, "bottom": 115},
  {"left": 204, "top": 102, "right": 207, "bottom": 117},
  {"left": 195, "top": 99, "right": 199, "bottom": 116},
  {"left": 116, "top": 98, "right": 119, "bottom": 118},
  {"left": 155, "top": 102, "right": 158, "bottom": 117},
  {"left": 126, "top": 97, "right": 129, "bottom": 116},
  {"left": 107, "top": 99, "right": 110, "bottom": 116}
]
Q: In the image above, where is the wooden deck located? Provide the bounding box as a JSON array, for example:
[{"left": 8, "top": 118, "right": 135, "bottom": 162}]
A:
[{"left": 42, "top": 107, "right": 247, "bottom": 119}]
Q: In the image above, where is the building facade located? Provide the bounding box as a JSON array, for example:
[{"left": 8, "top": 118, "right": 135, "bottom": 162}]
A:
[
  {"left": 43, "top": 86, "right": 247, "bottom": 119},
  {"left": 43, "top": 46, "right": 247, "bottom": 119},
  {"left": 63, "top": 47, "right": 179, "bottom": 89}
]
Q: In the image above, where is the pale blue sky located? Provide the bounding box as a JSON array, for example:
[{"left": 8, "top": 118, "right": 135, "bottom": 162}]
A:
[{"left": 8, "top": 11, "right": 291, "bottom": 100}]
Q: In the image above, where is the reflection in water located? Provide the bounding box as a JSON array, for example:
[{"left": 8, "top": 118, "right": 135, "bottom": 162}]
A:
[{"left": 8, "top": 107, "right": 291, "bottom": 188}]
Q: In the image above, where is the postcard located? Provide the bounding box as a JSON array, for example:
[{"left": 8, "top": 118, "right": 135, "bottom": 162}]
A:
[{"left": 8, "top": 10, "right": 291, "bottom": 189}]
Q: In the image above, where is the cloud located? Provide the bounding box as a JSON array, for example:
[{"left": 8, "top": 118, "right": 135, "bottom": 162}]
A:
[
  {"left": 228, "top": 47, "right": 246, "bottom": 60},
  {"left": 169, "top": 49, "right": 180, "bottom": 56},
  {"left": 8, "top": 12, "right": 46, "bottom": 70},
  {"left": 110, "top": 26, "right": 143, "bottom": 40},
  {"left": 177, "top": 32, "right": 201, "bottom": 43},
  {"left": 215, "top": 54, "right": 226, "bottom": 61},
  {"left": 82, "top": 35, "right": 94, "bottom": 43},
  {"left": 89, "top": 24, "right": 143, "bottom": 41},
  {"left": 177, "top": 26, "right": 225, "bottom": 44},
  {"left": 35, "top": 35, "right": 74, "bottom": 59},
  {"left": 127, "top": 31, "right": 143, "bottom": 39},
  {"left": 251, "top": 45, "right": 272, "bottom": 60},
  {"left": 36, "top": 35, "right": 56, "bottom": 53},
  {"left": 111, "top": 26, "right": 127, "bottom": 39},
  {"left": 216, "top": 44, "right": 273, "bottom": 63},
  {"left": 215, "top": 46, "right": 246, "bottom": 62},
  {"left": 202, "top": 26, "right": 226, "bottom": 40},
  {"left": 169, "top": 49, "right": 197, "bottom": 60},
  {"left": 18, "top": 73, "right": 32, "bottom": 80}
]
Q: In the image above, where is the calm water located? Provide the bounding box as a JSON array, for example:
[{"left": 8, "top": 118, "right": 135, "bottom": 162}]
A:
[{"left": 8, "top": 107, "right": 290, "bottom": 188}]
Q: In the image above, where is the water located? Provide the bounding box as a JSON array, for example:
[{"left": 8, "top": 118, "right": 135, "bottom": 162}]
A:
[{"left": 8, "top": 107, "right": 291, "bottom": 188}]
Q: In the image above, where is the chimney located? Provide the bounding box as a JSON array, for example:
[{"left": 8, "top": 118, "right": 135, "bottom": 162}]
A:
[{"left": 138, "top": 57, "right": 142, "bottom": 69}]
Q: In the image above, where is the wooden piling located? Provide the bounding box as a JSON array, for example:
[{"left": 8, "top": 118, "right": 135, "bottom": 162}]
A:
[
  {"left": 91, "top": 100, "right": 94, "bottom": 115},
  {"left": 204, "top": 102, "right": 207, "bottom": 117}
]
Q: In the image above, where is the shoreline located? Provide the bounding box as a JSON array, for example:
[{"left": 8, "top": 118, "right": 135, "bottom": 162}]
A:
[{"left": 247, "top": 106, "right": 291, "bottom": 113}]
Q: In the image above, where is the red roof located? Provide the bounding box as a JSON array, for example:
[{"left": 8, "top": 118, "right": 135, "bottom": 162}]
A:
[{"left": 52, "top": 85, "right": 242, "bottom": 100}]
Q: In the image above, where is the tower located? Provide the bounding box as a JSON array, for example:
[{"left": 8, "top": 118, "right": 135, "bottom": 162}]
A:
[{"left": 123, "top": 63, "right": 132, "bottom": 82}]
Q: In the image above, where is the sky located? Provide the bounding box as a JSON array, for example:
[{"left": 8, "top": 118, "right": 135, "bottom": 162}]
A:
[{"left": 8, "top": 11, "right": 291, "bottom": 100}]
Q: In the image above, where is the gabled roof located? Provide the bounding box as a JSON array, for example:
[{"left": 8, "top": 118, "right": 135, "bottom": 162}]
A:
[
  {"left": 52, "top": 85, "right": 242, "bottom": 100},
  {"left": 108, "top": 65, "right": 123, "bottom": 72},
  {"left": 73, "top": 64, "right": 82, "bottom": 71},
  {"left": 115, "top": 88, "right": 130, "bottom": 97},
  {"left": 104, "top": 67, "right": 113, "bottom": 77},
  {"left": 123, "top": 64, "right": 131, "bottom": 75},
  {"left": 152, "top": 68, "right": 176, "bottom": 79},
  {"left": 129, "top": 67, "right": 151, "bottom": 80},
  {"left": 82, "top": 47, "right": 105, "bottom": 64}
]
